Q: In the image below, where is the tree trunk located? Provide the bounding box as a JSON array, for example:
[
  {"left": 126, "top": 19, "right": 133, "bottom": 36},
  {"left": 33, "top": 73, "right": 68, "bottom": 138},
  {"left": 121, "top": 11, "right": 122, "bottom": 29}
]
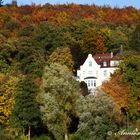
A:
[
  {"left": 28, "top": 126, "right": 30, "bottom": 140},
  {"left": 64, "top": 133, "right": 68, "bottom": 140}
]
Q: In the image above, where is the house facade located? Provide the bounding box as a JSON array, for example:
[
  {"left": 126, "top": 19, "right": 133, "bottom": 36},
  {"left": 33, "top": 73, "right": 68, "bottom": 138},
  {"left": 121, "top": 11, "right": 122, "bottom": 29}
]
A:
[{"left": 77, "top": 53, "right": 120, "bottom": 93}]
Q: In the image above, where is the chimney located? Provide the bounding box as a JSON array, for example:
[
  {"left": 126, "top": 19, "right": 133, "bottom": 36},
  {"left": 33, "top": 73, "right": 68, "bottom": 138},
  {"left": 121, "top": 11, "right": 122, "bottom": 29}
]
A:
[
  {"left": 12, "top": 0, "right": 17, "bottom": 6},
  {"left": 110, "top": 52, "right": 113, "bottom": 58}
]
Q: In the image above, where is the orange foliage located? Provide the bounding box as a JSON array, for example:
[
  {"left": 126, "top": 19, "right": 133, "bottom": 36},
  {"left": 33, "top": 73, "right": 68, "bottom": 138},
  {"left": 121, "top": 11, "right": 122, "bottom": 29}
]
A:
[
  {"left": 32, "top": 8, "right": 48, "bottom": 22},
  {"left": 94, "top": 35, "right": 107, "bottom": 53},
  {"left": 102, "top": 73, "right": 130, "bottom": 110},
  {"left": 0, "top": 4, "right": 139, "bottom": 28}
]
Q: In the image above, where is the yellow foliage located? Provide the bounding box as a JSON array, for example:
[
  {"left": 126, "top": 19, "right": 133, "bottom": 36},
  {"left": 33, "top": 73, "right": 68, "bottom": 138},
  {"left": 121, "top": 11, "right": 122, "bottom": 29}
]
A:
[
  {"left": 0, "top": 73, "right": 19, "bottom": 127},
  {"left": 47, "top": 47, "right": 74, "bottom": 71},
  {"left": 50, "top": 12, "right": 70, "bottom": 25}
]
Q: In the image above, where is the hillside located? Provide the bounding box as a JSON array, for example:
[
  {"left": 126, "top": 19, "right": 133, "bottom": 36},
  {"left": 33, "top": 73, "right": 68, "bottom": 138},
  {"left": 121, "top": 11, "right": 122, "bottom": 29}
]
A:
[{"left": 0, "top": 4, "right": 140, "bottom": 140}]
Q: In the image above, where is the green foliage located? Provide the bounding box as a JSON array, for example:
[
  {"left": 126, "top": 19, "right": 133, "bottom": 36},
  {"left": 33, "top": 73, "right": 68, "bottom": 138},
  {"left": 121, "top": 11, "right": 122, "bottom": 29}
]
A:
[
  {"left": 69, "top": 133, "right": 85, "bottom": 140},
  {"left": 82, "top": 27, "right": 107, "bottom": 55},
  {"left": 120, "top": 52, "right": 140, "bottom": 121},
  {"left": 38, "top": 63, "right": 80, "bottom": 139},
  {"left": 0, "top": 125, "right": 14, "bottom": 140},
  {"left": 129, "top": 22, "right": 140, "bottom": 52},
  {"left": 108, "top": 29, "right": 128, "bottom": 53},
  {"left": 82, "top": 27, "right": 97, "bottom": 55},
  {"left": 0, "top": 34, "right": 15, "bottom": 73},
  {"left": 16, "top": 38, "right": 45, "bottom": 77},
  {"left": 0, "top": 34, "right": 22, "bottom": 74},
  {"left": 31, "top": 135, "right": 51, "bottom": 140},
  {"left": 70, "top": 44, "right": 86, "bottom": 74},
  {"left": 0, "top": 4, "right": 139, "bottom": 138},
  {"left": 76, "top": 93, "right": 120, "bottom": 140},
  {"left": 34, "top": 22, "right": 74, "bottom": 53},
  {"left": 18, "top": 25, "right": 34, "bottom": 37},
  {"left": 0, "top": 29, "right": 11, "bottom": 38},
  {"left": 5, "top": 19, "right": 20, "bottom": 31},
  {"left": 10, "top": 76, "right": 41, "bottom": 134},
  {"left": 80, "top": 81, "right": 89, "bottom": 96}
]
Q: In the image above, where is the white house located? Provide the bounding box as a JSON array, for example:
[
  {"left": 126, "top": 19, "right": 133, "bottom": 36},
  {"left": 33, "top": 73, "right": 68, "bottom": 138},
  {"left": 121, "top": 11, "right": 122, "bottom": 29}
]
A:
[{"left": 77, "top": 53, "right": 120, "bottom": 93}]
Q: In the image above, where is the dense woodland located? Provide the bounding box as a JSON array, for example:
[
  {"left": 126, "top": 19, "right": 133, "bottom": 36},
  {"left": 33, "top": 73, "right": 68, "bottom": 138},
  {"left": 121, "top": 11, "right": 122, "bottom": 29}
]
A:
[{"left": 0, "top": 3, "right": 140, "bottom": 140}]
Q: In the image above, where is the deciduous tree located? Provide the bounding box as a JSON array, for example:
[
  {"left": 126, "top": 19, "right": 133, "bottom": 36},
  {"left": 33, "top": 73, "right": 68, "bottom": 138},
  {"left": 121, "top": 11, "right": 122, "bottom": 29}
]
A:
[
  {"left": 120, "top": 52, "right": 140, "bottom": 122},
  {"left": 38, "top": 63, "right": 80, "bottom": 140},
  {"left": 129, "top": 22, "right": 140, "bottom": 52},
  {"left": 10, "top": 77, "right": 41, "bottom": 139},
  {"left": 76, "top": 93, "right": 121, "bottom": 140},
  {"left": 47, "top": 47, "right": 74, "bottom": 71},
  {"left": 0, "top": 73, "right": 19, "bottom": 127}
]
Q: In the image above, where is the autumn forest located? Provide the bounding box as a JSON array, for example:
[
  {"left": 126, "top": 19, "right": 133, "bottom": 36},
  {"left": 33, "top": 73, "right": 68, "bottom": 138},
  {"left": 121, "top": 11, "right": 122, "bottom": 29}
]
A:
[{"left": 0, "top": 2, "right": 140, "bottom": 140}]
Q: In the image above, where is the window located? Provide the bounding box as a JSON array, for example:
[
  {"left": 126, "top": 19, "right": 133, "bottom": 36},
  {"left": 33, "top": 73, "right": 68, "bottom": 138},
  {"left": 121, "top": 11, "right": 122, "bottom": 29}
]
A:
[
  {"left": 111, "top": 61, "right": 119, "bottom": 67},
  {"left": 87, "top": 80, "right": 90, "bottom": 87},
  {"left": 83, "top": 71, "right": 85, "bottom": 75},
  {"left": 88, "top": 71, "right": 92, "bottom": 76},
  {"left": 91, "top": 80, "right": 93, "bottom": 87},
  {"left": 114, "top": 61, "right": 119, "bottom": 66},
  {"left": 103, "top": 61, "right": 107, "bottom": 67},
  {"left": 94, "top": 80, "right": 96, "bottom": 87},
  {"left": 104, "top": 70, "right": 107, "bottom": 77},
  {"left": 86, "top": 80, "right": 96, "bottom": 87},
  {"left": 89, "top": 61, "right": 92, "bottom": 67}
]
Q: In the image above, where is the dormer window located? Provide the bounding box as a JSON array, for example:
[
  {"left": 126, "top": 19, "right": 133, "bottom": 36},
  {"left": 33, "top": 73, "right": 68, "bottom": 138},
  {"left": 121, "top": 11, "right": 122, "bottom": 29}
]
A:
[
  {"left": 89, "top": 61, "right": 92, "bottom": 67},
  {"left": 103, "top": 61, "right": 107, "bottom": 67}
]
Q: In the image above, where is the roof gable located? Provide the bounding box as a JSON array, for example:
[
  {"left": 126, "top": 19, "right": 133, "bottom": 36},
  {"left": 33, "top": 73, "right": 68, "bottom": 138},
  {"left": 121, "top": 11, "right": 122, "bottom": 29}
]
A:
[{"left": 83, "top": 54, "right": 99, "bottom": 68}]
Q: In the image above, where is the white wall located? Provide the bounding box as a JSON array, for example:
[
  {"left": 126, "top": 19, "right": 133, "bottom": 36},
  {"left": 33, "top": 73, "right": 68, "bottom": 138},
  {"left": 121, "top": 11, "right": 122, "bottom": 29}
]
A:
[
  {"left": 77, "top": 54, "right": 100, "bottom": 81},
  {"left": 77, "top": 54, "right": 119, "bottom": 90}
]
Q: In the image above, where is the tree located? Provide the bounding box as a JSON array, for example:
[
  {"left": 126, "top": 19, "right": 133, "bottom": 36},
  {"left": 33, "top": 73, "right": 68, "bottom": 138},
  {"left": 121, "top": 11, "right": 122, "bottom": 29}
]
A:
[
  {"left": 82, "top": 28, "right": 107, "bottom": 55},
  {"left": 0, "top": 34, "right": 17, "bottom": 73},
  {"left": 129, "top": 22, "right": 140, "bottom": 52},
  {"left": 16, "top": 38, "right": 45, "bottom": 77},
  {"left": 5, "top": 19, "right": 20, "bottom": 32},
  {"left": 76, "top": 93, "right": 121, "bottom": 140},
  {"left": 47, "top": 47, "right": 74, "bottom": 71},
  {"left": 80, "top": 81, "right": 89, "bottom": 96},
  {"left": 70, "top": 42, "right": 87, "bottom": 75},
  {"left": 0, "top": 0, "right": 3, "bottom": 7},
  {"left": 0, "top": 73, "right": 19, "bottom": 127},
  {"left": 38, "top": 63, "right": 80, "bottom": 140},
  {"left": 34, "top": 22, "right": 74, "bottom": 53},
  {"left": 82, "top": 28, "right": 98, "bottom": 55},
  {"left": 102, "top": 52, "right": 140, "bottom": 129},
  {"left": 0, "top": 125, "right": 13, "bottom": 140},
  {"left": 119, "top": 52, "right": 140, "bottom": 122},
  {"left": 94, "top": 34, "right": 107, "bottom": 53},
  {"left": 107, "top": 29, "right": 128, "bottom": 53},
  {"left": 10, "top": 76, "right": 41, "bottom": 140},
  {"left": 50, "top": 12, "right": 70, "bottom": 25},
  {"left": 102, "top": 73, "right": 130, "bottom": 112}
]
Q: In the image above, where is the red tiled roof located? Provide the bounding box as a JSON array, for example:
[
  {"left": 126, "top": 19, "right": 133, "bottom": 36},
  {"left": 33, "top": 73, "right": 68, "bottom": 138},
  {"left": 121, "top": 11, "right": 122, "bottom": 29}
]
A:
[
  {"left": 93, "top": 53, "right": 120, "bottom": 67},
  {"left": 94, "top": 53, "right": 111, "bottom": 59},
  {"left": 95, "top": 58, "right": 111, "bottom": 67}
]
